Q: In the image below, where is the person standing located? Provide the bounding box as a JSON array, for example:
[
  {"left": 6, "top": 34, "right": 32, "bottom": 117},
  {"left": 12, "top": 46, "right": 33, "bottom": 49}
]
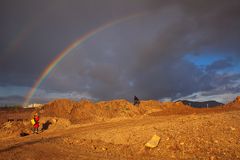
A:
[
  {"left": 33, "top": 113, "right": 40, "bottom": 134},
  {"left": 134, "top": 96, "right": 140, "bottom": 106}
]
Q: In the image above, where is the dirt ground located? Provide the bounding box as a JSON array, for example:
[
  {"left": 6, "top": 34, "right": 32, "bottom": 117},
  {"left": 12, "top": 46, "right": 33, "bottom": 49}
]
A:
[{"left": 0, "top": 108, "right": 240, "bottom": 160}]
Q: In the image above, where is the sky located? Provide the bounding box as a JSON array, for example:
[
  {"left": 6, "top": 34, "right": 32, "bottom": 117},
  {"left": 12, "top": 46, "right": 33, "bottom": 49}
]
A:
[{"left": 0, "top": 0, "right": 240, "bottom": 105}]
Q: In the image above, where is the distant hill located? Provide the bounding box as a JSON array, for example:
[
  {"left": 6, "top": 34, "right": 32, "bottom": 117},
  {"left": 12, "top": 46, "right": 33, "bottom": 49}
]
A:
[{"left": 177, "top": 100, "right": 224, "bottom": 108}]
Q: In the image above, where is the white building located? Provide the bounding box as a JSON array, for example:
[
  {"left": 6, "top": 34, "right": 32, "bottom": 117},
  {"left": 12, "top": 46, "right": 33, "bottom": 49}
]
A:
[{"left": 24, "top": 103, "right": 43, "bottom": 108}]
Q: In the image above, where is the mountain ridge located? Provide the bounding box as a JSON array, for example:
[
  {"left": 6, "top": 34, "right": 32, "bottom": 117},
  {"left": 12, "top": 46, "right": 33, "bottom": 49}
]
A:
[{"left": 176, "top": 100, "right": 224, "bottom": 108}]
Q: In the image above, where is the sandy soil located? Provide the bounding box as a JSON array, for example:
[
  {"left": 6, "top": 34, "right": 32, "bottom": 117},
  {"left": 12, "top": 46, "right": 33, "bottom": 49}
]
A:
[{"left": 0, "top": 109, "right": 240, "bottom": 160}]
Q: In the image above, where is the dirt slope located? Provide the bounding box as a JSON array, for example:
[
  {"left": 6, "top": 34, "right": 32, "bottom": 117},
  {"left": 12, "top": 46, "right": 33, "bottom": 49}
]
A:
[
  {"left": 0, "top": 110, "right": 240, "bottom": 160},
  {"left": 1, "top": 97, "right": 240, "bottom": 159}
]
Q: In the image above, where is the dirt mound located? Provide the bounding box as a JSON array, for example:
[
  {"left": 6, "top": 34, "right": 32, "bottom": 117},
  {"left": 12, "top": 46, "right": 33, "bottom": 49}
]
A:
[
  {"left": 41, "top": 99, "right": 77, "bottom": 118},
  {"left": 70, "top": 100, "right": 100, "bottom": 123},
  {"left": 40, "top": 117, "right": 71, "bottom": 131},
  {"left": 162, "top": 101, "right": 195, "bottom": 112},
  {"left": 39, "top": 97, "right": 240, "bottom": 124},
  {"left": 139, "top": 100, "right": 162, "bottom": 107},
  {"left": 41, "top": 99, "right": 143, "bottom": 124},
  {"left": 70, "top": 99, "right": 144, "bottom": 123},
  {"left": 147, "top": 101, "right": 195, "bottom": 116},
  {"left": 0, "top": 121, "right": 32, "bottom": 138},
  {"left": 234, "top": 96, "right": 240, "bottom": 103},
  {"left": 96, "top": 99, "right": 141, "bottom": 117},
  {"left": 225, "top": 96, "right": 240, "bottom": 108},
  {"left": 149, "top": 96, "right": 240, "bottom": 116}
]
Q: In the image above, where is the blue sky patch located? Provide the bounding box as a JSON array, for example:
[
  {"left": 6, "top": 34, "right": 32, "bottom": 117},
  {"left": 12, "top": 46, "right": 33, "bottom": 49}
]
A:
[{"left": 184, "top": 53, "right": 226, "bottom": 67}]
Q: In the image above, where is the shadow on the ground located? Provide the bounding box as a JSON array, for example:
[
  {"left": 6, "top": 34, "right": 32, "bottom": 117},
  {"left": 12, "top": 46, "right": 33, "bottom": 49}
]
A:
[
  {"left": 0, "top": 136, "right": 61, "bottom": 153},
  {"left": 41, "top": 120, "right": 52, "bottom": 131},
  {"left": 20, "top": 132, "right": 29, "bottom": 137}
]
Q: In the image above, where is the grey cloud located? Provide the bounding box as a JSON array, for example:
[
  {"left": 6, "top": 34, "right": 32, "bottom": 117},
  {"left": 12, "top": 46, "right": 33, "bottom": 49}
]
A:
[
  {"left": 0, "top": 95, "right": 24, "bottom": 105},
  {"left": 1, "top": 0, "right": 240, "bottom": 103},
  {"left": 206, "top": 59, "right": 233, "bottom": 71},
  {"left": 39, "top": 0, "right": 240, "bottom": 101},
  {"left": 0, "top": 0, "right": 157, "bottom": 86}
]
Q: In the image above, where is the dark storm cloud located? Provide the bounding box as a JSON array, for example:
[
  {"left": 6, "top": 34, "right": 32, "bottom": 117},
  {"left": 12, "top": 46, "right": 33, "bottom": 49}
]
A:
[
  {"left": 0, "top": 0, "right": 154, "bottom": 86},
  {"left": 42, "top": 6, "right": 239, "bottom": 101},
  {"left": 1, "top": 0, "right": 240, "bottom": 103},
  {"left": 206, "top": 59, "right": 233, "bottom": 71},
  {"left": 0, "top": 95, "right": 24, "bottom": 105}
]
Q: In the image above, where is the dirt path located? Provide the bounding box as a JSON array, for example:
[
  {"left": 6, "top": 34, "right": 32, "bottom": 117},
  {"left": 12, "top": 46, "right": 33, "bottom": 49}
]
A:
[{"left": 0, "top": 111, "right": 240, "bottom": 160}]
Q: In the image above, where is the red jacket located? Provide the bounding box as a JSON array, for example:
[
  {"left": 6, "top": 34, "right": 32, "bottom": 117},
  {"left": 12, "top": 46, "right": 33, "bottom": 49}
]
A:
[{"left": 33, "top": 116, "right": 39, "bottom": 128}]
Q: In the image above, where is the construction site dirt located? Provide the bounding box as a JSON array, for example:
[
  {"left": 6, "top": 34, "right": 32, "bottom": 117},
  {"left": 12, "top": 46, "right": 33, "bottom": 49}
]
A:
[{"left": 0, "top": 98, "right": 240, "bottom": 160}]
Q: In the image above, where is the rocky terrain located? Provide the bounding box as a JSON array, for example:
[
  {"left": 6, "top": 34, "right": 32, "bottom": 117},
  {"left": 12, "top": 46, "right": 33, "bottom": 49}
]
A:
[{"left": 0, "top": 97, "right": 240, "bottom": 159}]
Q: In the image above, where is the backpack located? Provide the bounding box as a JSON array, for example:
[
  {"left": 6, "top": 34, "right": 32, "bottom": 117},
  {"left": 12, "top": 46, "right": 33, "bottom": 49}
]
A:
[{"left": 31, "top": 119, "right": 35, "bottom": 125}]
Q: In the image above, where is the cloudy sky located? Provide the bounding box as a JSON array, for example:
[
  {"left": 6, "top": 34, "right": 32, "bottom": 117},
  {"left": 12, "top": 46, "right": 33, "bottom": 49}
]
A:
[{"left": 1, "top": 0, "right": 240, "bottom": 105}]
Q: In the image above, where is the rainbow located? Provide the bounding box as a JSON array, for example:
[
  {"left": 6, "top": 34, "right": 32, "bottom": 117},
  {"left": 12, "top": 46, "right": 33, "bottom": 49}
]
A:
[{"left": 23, "top": 13, "right": 146, "bottom": 106}]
